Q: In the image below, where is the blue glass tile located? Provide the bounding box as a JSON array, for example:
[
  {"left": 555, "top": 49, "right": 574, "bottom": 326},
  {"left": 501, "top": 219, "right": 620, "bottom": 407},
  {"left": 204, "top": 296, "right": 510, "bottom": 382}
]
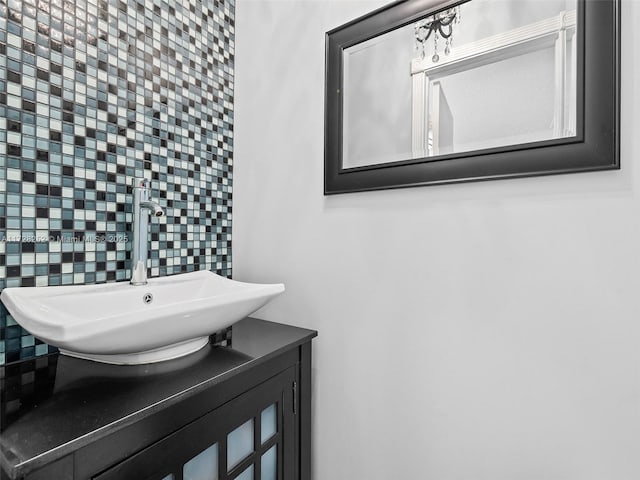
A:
[{"left": 6, "top": 243, "right": 20, "bottom": 254}]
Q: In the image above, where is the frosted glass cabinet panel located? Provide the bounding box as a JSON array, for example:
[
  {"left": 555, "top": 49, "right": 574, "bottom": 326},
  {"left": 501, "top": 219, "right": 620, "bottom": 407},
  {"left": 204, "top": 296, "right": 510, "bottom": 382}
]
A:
[
  {"left": 184, "top": 443, "right": 218, "bottom": 480},
  {"left": 227, "top": 419, "right": 254, "bottom": 470},
  {"left": 261, "top": 445, "right": 277, "bottom": 480},
  {"left": 234, "top": 464, "right": 254, "bottom": 480},
  {"left": 261, "top": 404, "right": 277, "bottom": 444}
]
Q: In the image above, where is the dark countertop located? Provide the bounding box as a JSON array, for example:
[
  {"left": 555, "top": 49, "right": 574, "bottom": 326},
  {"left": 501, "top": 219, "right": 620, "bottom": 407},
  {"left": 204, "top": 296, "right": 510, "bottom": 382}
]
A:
[{"left": 0, "top": 318, "right": 317, "bottom": 479}]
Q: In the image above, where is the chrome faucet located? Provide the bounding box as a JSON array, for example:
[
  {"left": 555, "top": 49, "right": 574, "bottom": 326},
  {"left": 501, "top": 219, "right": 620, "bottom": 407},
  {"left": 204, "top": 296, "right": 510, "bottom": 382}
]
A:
[{"left": 130, "top": 177, "right": 165, "bottom": 285}]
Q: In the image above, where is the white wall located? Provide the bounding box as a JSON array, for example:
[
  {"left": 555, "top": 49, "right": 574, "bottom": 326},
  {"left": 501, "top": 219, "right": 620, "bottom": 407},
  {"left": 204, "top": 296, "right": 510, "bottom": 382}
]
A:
[{"left": 233, "top": 1, "right": 640, "bottom": 479}]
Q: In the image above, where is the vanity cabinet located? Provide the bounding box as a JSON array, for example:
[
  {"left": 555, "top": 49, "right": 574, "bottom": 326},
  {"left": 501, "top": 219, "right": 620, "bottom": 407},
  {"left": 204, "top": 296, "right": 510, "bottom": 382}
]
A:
[{"left": 0, "top": 318, "right": 316, "bottom": 480}]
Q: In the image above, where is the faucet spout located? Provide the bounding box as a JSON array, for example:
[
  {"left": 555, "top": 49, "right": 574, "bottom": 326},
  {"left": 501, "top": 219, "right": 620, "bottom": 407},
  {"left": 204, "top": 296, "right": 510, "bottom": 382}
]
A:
[
  {"left": 130, "top": 178, "right": 165, "bottom": 286},
  {"left": 141, "top": 200, "right": 165, "bottom": 218}
]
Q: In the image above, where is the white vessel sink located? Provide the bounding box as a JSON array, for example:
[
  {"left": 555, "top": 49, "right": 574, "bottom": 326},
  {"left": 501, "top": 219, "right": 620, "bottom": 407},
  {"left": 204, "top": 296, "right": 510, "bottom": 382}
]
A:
[{"left": 0, "top": 270, "right": 284, "bottom": 365}]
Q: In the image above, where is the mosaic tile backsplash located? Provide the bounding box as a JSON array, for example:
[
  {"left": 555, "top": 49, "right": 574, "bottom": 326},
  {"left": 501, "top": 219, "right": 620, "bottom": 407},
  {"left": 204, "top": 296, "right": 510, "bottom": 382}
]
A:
[{"left": 0, "top": 0, "right": 235, "bottom": 364}]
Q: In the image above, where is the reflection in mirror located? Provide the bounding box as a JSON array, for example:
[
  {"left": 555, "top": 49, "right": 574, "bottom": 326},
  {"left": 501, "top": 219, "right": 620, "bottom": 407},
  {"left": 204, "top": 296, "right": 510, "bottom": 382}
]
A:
[{"left": 342, "top": 0, "right": 577, "bottom": 169}]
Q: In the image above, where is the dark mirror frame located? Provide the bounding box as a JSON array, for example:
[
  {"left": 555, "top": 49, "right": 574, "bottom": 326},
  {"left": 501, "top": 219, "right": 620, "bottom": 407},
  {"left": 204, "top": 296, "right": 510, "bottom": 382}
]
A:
[{"left": 324, "top": 0, "right": 620, "bottom": 195}]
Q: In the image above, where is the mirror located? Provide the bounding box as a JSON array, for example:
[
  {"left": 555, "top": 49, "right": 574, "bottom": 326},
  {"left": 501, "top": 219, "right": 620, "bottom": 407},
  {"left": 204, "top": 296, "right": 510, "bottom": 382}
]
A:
[{"left": 325, "top": 0, "right": 619, "bottom": 194}]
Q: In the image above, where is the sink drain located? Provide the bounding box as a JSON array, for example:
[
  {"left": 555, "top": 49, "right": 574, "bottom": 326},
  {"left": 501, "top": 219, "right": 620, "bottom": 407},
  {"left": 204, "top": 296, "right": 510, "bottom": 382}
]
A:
[{"left": 143, "top": 293, "right": 153, "bottom": 304}]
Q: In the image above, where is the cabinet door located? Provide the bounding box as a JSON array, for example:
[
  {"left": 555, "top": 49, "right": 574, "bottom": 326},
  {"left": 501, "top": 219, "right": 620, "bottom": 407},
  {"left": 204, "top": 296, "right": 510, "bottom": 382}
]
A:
[{"left": 93, "top": 367, "right": 296, "bottom": 480}]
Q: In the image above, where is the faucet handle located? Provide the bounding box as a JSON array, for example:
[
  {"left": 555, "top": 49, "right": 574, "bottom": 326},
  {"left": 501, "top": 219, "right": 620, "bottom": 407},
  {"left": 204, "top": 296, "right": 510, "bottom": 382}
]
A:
[{"left": 132, "top": 177, "right": 150, "bottom": 189}]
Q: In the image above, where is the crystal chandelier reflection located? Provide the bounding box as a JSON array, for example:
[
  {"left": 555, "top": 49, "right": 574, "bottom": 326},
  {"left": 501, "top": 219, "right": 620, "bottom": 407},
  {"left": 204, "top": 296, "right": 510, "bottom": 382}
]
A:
[{"left": 415, "top": 6, "right": 461, "bottom": 62}]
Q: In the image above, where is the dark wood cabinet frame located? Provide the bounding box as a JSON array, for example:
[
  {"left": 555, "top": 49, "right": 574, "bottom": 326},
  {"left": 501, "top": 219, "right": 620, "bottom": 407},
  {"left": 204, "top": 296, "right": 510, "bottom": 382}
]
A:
[{"left": 324, "top": 0, "right": 620, "bottom": 194}]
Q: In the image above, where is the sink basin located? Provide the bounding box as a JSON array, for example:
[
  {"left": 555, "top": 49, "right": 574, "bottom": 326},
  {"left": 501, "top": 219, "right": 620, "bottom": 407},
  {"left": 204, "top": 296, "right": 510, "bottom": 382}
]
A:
[{"left": 0, "top": 270, "right": 284, "bottom": 365}]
